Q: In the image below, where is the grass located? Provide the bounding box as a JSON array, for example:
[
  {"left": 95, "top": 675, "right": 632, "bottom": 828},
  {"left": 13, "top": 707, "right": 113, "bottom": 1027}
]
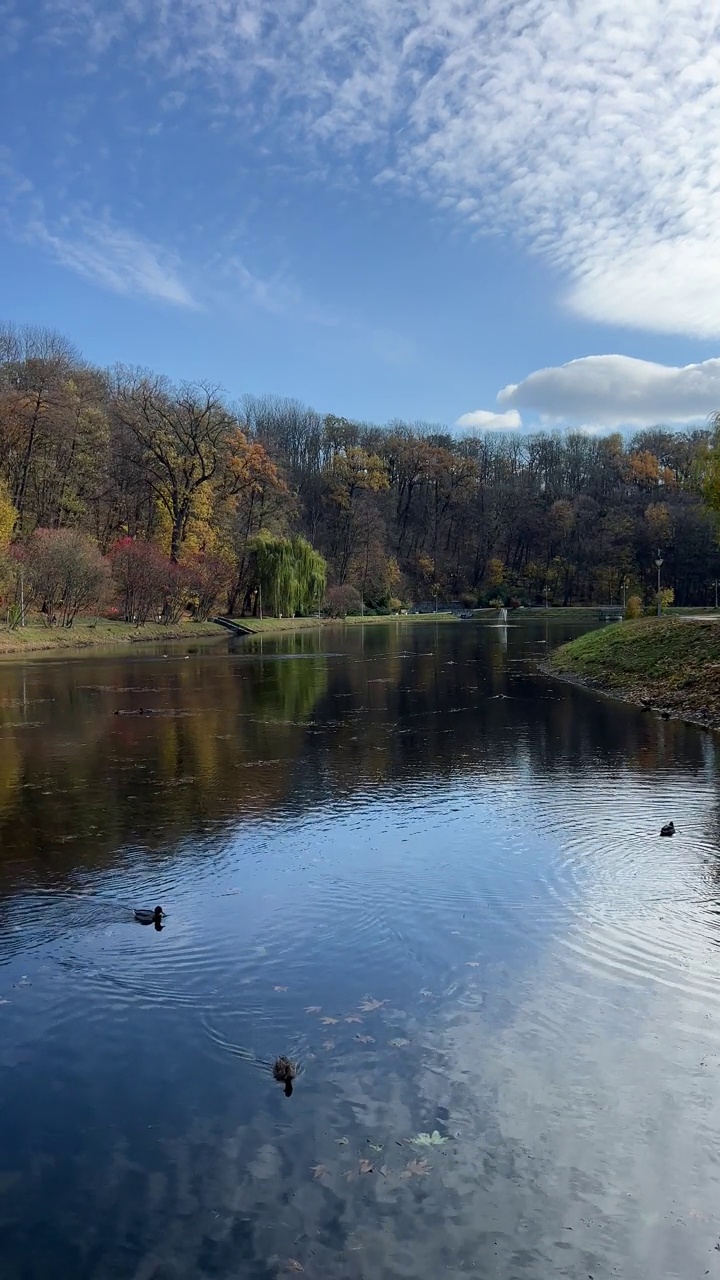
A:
[
  {"left": 549, "top": 617, "right": 720, "bottom": 725},
  {"left": 0, "top": 618, "right": 225, "bottom": 657},
  {"left": 233, "top": 612, "right": 461, "bottom": 633}
]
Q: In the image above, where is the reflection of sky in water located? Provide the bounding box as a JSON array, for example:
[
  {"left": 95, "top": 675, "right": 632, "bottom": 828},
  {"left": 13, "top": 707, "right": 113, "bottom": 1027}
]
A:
[{"left": 0, "top": 623, "right": 720, "bottom": 1277}]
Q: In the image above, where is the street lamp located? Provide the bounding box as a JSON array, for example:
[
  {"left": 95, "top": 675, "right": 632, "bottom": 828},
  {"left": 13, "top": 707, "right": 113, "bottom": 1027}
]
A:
[
  {"left": 655, "top": 550, "right": 664, "bottom": 617},
  {"left": 713, "top": 579, "right": 719, "bottom": 610}
]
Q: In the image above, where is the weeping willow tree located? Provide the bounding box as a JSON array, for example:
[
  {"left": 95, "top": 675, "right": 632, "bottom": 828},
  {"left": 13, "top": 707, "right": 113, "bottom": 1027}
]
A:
[{"left": 250, "top": 531, "right": 326, "bottom": 616}]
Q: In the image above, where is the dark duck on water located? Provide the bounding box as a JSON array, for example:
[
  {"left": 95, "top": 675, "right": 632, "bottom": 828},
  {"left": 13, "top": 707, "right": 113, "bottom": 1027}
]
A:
[
  {"left": 134, "top": 906, "right": 165, "bottom": 926},
  {"left": 273, "top": 1057, "right": 297, "bottom": 1096},
  {"left": 660, "top": 822, "right": 675, "bottom": 837}
]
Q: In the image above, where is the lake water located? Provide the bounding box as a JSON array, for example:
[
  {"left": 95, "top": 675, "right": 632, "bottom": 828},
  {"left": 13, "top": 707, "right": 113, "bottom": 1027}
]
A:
[{"left": 1, "top": 620, "right": 720, "bottom": 1279}]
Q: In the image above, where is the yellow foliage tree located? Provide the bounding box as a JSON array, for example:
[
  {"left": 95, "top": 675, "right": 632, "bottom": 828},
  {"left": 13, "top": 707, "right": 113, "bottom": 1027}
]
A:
[{"left": 0, "top": 478, "right": 17, "bottom": 551}]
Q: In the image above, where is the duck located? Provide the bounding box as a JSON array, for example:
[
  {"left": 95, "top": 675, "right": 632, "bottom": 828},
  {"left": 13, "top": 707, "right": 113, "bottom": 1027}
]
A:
[
  {"left": 134, "top": 905, "right": 165, "bottom": 925},
  {"left": 660, "top": 822, "right": 675, "bottom": 837},
  {"left": 273, "top": 1056, "right": 297, "bottom": 1097}
]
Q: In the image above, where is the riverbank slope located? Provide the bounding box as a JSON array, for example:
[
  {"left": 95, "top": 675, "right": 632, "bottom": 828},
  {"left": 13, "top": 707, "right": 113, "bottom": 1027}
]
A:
[
  {"left": 0, "top": 620, "right": 224, "bottom": 657},
  {"left": 549, "top": 618, "right": 720, "bottom": 728}
]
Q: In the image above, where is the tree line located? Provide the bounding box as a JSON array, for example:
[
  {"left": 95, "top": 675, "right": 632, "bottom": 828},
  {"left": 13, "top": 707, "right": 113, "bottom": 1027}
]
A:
[{"left": 0, "top": 321, "right": 719, "bottom": 624}]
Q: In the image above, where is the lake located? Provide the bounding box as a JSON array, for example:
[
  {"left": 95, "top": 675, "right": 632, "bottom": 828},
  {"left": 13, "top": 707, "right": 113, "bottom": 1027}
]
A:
[{"left": 1, "top": 619, "right": 719, "bottom": 1279}]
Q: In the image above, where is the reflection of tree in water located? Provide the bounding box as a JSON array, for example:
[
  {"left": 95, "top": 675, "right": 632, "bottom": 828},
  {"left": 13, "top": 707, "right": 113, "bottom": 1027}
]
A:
[{"left": 0, "top": 623, "right": 715, "bottom": 900}]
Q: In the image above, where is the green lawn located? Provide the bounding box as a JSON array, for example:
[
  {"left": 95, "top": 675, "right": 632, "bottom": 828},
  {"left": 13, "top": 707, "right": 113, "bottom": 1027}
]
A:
[
  {"left": 549, "top": 617, "right": 720, "bottom": 723},
  {"left": 0, "top": 618, "right": 224, "bottom": 656}
]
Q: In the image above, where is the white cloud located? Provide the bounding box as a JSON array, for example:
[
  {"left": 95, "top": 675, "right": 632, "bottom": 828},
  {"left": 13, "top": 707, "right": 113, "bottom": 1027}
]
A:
[
  {"left": 29, "top": 219, "right": 197, "bottom": 308},
  {"left": 43, "top": 0, "right": 720, "bottom": 339},
  {"left": 498, "top": 354, "right": 720, "bottom": 428},
  {"left": 455, "top": 408, "right": 522, "bottom": 430}
]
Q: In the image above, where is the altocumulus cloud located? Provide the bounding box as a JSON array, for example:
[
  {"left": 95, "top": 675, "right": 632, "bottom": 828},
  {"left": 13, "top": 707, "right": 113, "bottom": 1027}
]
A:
[
  {"left": 41, "top": 0, "right": 720, "bottom": 339},
  {"left": 497, "top": 355, "right": 720, "bottom": 428}
]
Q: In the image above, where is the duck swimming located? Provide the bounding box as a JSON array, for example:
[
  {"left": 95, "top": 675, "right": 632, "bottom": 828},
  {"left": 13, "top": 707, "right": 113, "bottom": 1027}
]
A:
[
  {"left": 134, "top": 906, "right": 164, "bottom": 925},
  {"left": 660, "top": 822, "right": 675, "bottom": 837},
  {"left": 273, "top": 1057, "right": 297, "bottom": 1096}
]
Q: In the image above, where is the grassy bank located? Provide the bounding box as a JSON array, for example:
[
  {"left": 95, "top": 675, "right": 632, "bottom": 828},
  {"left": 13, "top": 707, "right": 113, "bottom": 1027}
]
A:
[
  {"left": 549, "top": 617, "right": 720, "bottom": 727},
  {"left": 0, "top": 619, "right": 224, "bottom": 657},
  {"left": 237, "top": 612, "right": 460, "bottom": 634}
]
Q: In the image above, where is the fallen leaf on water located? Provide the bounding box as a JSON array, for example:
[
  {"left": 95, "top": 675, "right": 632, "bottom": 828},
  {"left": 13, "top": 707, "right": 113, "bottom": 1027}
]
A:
[
  {"left": 321, "top": 1016, "right": 339, "bottom": 1026},
  {"left": 358, "top": 997, "right": 387, "bottom": 1013},
  {"left": 356, "top": 1034, "right": 375, "bottom": 1044},
  {"left": 322, "top": 1040, "right": 335, "bottom": 1051},
  {"left": 466, "top": 962, "right": 479, "bottom": 969},
  {"left": 411, "top": 1131, "right": 447, "bottom": 1147},
  {"left": 367, "top": 1142, "right": 383, "bottom": 1152},
  {"left": 359, "top": 1160, "right": 374, "bottom": 1174},
  {"left": 401, "top": 1159, "right": 431, "bottom": 1178},
  {"left": 389, "top": 1038, "right": 409, "bottom": 1048},
  {"left": 344, "top": 1015, "right": 363, "bottom": 1024},
  {"left": 335, "top": 1137, "right": 349, "bottom": 1145},
  {"left": 311, "top": 1164, "right": 328, "bottom": 1180},
  {"left": 274, "top": 985, "right": 289, "bottom": 992},
  {"left": 287, "top": 1260, "right": 304, "bottom": 1273},
  {"left": 305, "top": 1006, "right": 321, "bottom": 1014}
]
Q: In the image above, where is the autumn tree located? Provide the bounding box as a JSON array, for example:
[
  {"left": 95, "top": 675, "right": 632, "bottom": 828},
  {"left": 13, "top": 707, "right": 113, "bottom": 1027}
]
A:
[
  {"left": 26, "top": 528, "right": 110, "bottom": 626},
  {"left": 111, "top": 372, "right": 240, "bottom": 563}
]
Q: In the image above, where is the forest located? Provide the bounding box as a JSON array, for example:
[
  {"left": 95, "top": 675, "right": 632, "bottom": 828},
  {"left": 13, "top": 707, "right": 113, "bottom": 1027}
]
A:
[{"left": 0, "top": 321, "right": 719, "bottom": 624}]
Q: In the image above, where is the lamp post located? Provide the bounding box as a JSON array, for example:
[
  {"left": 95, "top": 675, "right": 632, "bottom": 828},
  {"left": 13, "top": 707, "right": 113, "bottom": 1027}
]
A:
[
  {"left": 543, "top": 585, "right": 550, "bottom": 612},
  {"left": 714, "top": 579, "right": 719, "bottom": 611},
  {"left": 621, "top": 577, "right": 627, "bottom": 613},
  {"left": 655, "top": 551, "right": 664, "bottom": 617}
]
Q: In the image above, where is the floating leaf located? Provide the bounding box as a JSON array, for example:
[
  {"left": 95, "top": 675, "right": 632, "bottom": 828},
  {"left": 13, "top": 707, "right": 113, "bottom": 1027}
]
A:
[
  {"left": 322, "top": 1040, "right": 335, "bottom": 1051},
  {"left": 401, "top": 1159, "right": 431, "bottom": 1178},
  {"left": 466, "top": 962, "right": 479, "bottom": 969},
  {"left": 311, "top": 1164, "right": 328, "bottom": 1180},
  {"left": 411, "top": 1131, "right": 447, "bottom": 1147},
  {"left": 358, "top": 997, "right": 387, "bottom": 1013},
  {"left": 274, "top": 985, "right": 288, "bottom": 992},
  {"left": 344, "top": 1015, "right": 363, "bottom": 1024},
  {"left": 287, "top": 1260, "right": 304, "bottom": 1273},
  {"left": 356, "top": 1034, "right": 375, "bottom": 1044},
  {"left": 358, "top": 1159, "right": 374, "bottom": 1174},
  {"left": 389, "top": 1038, "right": 410, "bottom": 1048},
  {"left": 367, "top": 1142, "right": 383, "bottom": 1152},
  {"left": 305, "top": 1006, "right": 321, "bottom": 1015},
  {"left": 320, "top": 1016, "right": 339, "bottom": 1025},
  {"left": 335, "top": 1137, "right": 349, "bottom": 1146}
]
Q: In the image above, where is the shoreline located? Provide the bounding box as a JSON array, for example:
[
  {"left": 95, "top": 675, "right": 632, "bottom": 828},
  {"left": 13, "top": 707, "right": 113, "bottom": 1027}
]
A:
[
  {"left": 544, "top": 618, "right": 720, "bottom": 733},
  {"left": 0, "top": 620, "right": 225, "bottom": 659}
]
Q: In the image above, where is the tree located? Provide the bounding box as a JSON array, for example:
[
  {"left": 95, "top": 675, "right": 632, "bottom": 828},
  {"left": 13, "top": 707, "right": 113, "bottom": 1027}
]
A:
[
  {"left": 111, "top": 372, "right": 239, "bottom": 562},
  {"left": 186, "top": 552, "right": 233, "bottom": 621},
  {"left": 322, "top": 584, "right": 362, "bottom": 618},
  {"left": 109, "top": 537, "right": 169, "bottom": 625},
  {"left": 250, "top": 532, "right": 326, "bottom": 616},
  {"left": 26, "top": 528, "right": 110, "bottom": 626}
]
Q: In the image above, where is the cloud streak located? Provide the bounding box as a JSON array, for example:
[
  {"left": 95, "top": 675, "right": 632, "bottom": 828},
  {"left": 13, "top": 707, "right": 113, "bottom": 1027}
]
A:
[
  {"left": 30, "top": 220, "right": 197, "bottom": 307},
  {"left": 43, "top": 0, "right": 720, "bottom": 339},
  {"left": 498, "top": 354, "right": 720, "bottom": 428}
]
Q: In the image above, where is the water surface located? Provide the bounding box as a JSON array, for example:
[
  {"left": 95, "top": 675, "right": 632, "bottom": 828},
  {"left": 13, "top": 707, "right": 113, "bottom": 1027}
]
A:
[{"left": 1, "top": 620, "right": 720, "bottom": 1279}]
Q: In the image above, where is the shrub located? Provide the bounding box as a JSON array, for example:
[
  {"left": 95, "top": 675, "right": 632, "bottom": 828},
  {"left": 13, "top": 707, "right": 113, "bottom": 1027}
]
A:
[
  {"left": 110, "top": 538, "right": 168, "bottom": 625},
  {"left": 322, "top": 584, "right": 362, "bottom": 618},
  {"left": 625, "top": 595, "right": 644, "bottom": 619},
  {"left": 25, "top": 528, "right": 110, "bottom": 627},
  {"left": 186, "top": 553, "right": 233, "bottom": 621}
]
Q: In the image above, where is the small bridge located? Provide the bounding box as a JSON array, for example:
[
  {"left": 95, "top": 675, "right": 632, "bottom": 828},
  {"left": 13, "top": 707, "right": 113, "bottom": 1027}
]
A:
[{"left": 598, "top": 609, "right": 624, "bottom": 622}]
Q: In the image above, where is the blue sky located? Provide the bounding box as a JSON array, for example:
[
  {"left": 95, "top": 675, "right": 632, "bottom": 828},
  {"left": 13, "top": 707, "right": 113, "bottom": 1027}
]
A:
[{"left": 3, "top": 0, "right": 720, "bottom": 432}]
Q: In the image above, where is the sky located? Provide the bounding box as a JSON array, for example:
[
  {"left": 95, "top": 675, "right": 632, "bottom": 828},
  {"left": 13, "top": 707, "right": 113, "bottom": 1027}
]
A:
[{"left": 3, "top": 0, "right": 720, "bottom": 433}]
